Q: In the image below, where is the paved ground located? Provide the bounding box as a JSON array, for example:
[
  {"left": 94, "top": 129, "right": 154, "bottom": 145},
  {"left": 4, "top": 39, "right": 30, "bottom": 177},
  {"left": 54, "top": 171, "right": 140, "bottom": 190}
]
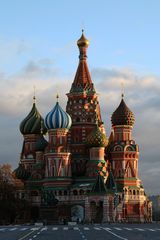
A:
[{"left": 0, "top": 223, "right": 160, "bottom": 240}]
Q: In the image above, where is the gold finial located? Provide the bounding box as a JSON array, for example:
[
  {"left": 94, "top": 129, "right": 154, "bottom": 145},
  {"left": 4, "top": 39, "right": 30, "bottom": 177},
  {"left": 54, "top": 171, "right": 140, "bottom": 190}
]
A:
[
  {"left": 121, "top": 81, "right": 124, "bottom": 99},
  {"left": 56, "top": 94, "right": 59, "bottom": 102},
  {"left": 33, "top": 85, "right": 36, "bottom": 103},
  {"left": 77, "top": 30, "right": 89, "bottom": 48},
  {"left": 81, "top": 19, "right": 85, "bottom": 32}
]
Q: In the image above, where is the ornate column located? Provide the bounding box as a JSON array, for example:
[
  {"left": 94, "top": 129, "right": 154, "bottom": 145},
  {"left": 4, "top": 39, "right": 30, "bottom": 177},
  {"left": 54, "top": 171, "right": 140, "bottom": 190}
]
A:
[
  {"left": 85, "top": 197, "right": 91, "bottom": 223},
  {"left": 103, "top": 196, "right": 108, "bottom": 223}
]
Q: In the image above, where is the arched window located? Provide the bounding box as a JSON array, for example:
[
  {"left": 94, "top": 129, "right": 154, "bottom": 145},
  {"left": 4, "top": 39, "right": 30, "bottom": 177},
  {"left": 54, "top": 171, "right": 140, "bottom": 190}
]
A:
[
  {"left": 99, "top": 201, "right": 103, "bottom": 207},
  {"left": 64, "top": 190, "right": 68, "bottom": 196},
  {"left": 73, "top": 190, "right": 78, "bottom": 195},
  {"left": 60, "top": 136, "right": 62, "bottom": 144},
  {"left": 61, "top": 162, "right": 65, "bottom": 176},
  {"left": 90, "top": 201, "right": 96, "bottom": 206},
  {"left": 128, "top": 167, "right": 132, "bottom": 177},
  {"left": 26, "top": 154, "right": 33, "bottom": 159},
  {"left": 87, "top": 117, "right": 91, "bottom": 122},
  {"left": 114, "top": 145, "right": 122, "bottom": 151},
  {"left": 59, "top": 190, "right": 62, "bottom": 196},
  {"left": 52, "top": 167, "right": 55, "bottom": 176},
  {"left": 126, "top": 146, "right": 133, "bottom": 151},
  {"left": 31, "top": 191, "right": 38, "bottom": 196},
  {"left": 133, "top": 190, "right": 136, "bottom": 195},
  {"left": 76, "top": 117, "right": 80, "bottom": 122},
  {"left": 79, "top": 189, "right": 84, "bottom": 195},
  {"left": 125, "top": 188, "right": 128, "bottom": 193}
]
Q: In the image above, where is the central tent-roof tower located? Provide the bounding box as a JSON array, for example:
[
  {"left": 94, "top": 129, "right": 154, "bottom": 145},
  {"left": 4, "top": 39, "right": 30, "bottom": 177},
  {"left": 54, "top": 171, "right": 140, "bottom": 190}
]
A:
[{"left": 66, "top": 31, "right": 106, "bottom": 177}]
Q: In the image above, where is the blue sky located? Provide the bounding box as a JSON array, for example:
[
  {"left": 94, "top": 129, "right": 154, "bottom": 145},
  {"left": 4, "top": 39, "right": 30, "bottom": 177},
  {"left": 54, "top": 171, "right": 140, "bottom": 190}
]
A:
[
  {"left": 1, "top": 0, "right": 160, "bottom": 75},
  {"left": 0, "top": 0, "right": 160, "bottom": 194}
]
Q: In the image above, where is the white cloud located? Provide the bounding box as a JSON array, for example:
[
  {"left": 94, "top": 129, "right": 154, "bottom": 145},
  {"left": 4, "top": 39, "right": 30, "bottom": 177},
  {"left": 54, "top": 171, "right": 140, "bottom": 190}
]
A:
[
  {"left": 0, "top": 59, "right": 71, "bottom": 116},
  {"left": 0, "top": 38, "right": 30, "bottom": 64}
]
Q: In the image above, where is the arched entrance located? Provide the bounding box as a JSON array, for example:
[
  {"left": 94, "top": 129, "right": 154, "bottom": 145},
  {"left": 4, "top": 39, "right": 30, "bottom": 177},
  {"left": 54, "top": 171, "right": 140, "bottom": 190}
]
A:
[
  {"left": 90, "top": 200, "right": 103, "bottom": 223},
  {"left": 71, "top": 205, "right": 84, "bottom": 222},
  {"left": 31, "top": 206, "right": 39, "bottom": 222},
  {"left": 96, "top": 201, "right": 103, "bottom": 223}
]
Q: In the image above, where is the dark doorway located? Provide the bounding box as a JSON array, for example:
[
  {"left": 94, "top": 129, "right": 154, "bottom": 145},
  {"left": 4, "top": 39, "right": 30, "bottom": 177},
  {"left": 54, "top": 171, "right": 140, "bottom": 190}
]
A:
[{"left": 31, "top": 206, "right": 39, "bottom": 222}]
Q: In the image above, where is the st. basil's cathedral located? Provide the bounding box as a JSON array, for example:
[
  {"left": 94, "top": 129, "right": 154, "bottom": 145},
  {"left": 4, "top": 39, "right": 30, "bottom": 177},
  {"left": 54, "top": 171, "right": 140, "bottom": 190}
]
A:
[{"left": 14, "top": 31, "right": 152, "bottom": 223}]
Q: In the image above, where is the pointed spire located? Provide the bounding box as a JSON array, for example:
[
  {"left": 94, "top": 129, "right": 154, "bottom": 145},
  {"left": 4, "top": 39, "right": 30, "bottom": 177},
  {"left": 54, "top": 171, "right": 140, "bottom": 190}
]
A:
[
  {"left": 91, "top": 173, "right": 107, "bottom": 194},
  {"left": 69, "top": 30, "right": 94, "bottom": 94},
  {"left": 106, "top": 170, "right": 117, "bottom": 192}
]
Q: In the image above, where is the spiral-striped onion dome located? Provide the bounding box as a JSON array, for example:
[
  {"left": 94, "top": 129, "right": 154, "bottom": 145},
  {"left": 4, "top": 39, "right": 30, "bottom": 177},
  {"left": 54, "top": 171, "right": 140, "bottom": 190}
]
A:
[
  {"left": 111, "top": 97, "right": 135, "bottom": 127},
  {"left": 45, "top": 102, "right": 72, "bottom": 129},
  {"left": 86, "top": 125, "right": 108, "bottom": 147},
  {"left": 20, "top": 102, "right": 47, "bottom": 135}
]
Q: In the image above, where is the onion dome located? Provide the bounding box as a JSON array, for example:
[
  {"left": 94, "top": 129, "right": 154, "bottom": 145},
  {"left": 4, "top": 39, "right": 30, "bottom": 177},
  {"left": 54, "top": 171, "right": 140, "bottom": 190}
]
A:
[
  {"left": 20, "top": 97, "right": 47, "bottom": 135},
  {"left": 86, "top": 125, "right": 108, "bottom": 147},
  {"left": 111, "top": 95, "right": 135, "bottom": 126},
  {"left": 35, "top": 135, "right": 48, "bottom": 152},
  {"left": 77, "top": 29, "right": 89, "bottom": 48},
  {"left": 14, "top": 164, "right": 30, "bottom": 180},
  {"left": 45, "top": 96, "right": 72, "bottom": 130}
]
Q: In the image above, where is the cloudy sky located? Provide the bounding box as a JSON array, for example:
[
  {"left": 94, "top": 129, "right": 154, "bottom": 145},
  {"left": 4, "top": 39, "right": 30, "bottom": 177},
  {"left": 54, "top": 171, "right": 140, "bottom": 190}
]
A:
[{"left": 0, "top": 0, "right": 160, "bottom": 195}]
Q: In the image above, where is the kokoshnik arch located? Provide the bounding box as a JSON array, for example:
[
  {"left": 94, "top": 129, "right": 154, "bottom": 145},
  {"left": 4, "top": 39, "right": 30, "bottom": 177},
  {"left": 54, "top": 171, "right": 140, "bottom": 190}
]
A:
[{"left": 14, "top": 31, "right": 152, "bottom": 223}]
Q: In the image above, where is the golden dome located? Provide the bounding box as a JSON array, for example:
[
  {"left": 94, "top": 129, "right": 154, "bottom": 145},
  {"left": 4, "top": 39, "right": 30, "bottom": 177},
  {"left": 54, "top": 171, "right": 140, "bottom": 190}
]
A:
[{"left": 77, "top": 30, "right": 90, "bottom": 47}]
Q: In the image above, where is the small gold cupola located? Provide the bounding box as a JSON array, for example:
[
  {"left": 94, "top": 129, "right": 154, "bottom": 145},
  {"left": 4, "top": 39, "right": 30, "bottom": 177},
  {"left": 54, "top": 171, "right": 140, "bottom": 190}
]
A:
[{"left": 77, "top": 29, "right": 89, "bottom": 48}]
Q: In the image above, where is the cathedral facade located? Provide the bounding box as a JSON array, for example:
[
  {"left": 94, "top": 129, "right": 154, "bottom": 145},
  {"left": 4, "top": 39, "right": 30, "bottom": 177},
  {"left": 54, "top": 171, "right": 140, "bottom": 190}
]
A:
[{"left": 15, "top": 31, "right": 152, "bottom": 223}]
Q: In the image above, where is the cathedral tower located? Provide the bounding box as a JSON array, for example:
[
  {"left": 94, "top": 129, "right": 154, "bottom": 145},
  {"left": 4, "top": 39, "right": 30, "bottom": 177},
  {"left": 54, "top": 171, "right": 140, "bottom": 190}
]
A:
[
  {"left": 66, "top": 31, "right": 105, "bottom": 177},
  {"left": 110, "top": 94, "right": 138, "bottom": 187},
  {"left": 44, "top": 96, "right": 72, "bottom": 187},
  {"left": 19, "top": 96, "right": 47, "bottom": 172},
  {"left": 108, "top": 94, "right": 151, "bottom": 222},
  {"left": 86, "top": 119, "right": 108, "bottom": 178}
]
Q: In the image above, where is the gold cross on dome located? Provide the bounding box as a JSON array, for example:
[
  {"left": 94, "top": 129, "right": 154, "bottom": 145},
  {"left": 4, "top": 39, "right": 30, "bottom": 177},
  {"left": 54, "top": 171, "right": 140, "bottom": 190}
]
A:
[
  {"left": 121, "top": 81, "right": 124, "bottom": 98},
  {"left": 33, "top": 85, "right": 36, "bottom": 103},
  {"left": 56, "top": 94, "right": 59, "bottom": 102}
]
